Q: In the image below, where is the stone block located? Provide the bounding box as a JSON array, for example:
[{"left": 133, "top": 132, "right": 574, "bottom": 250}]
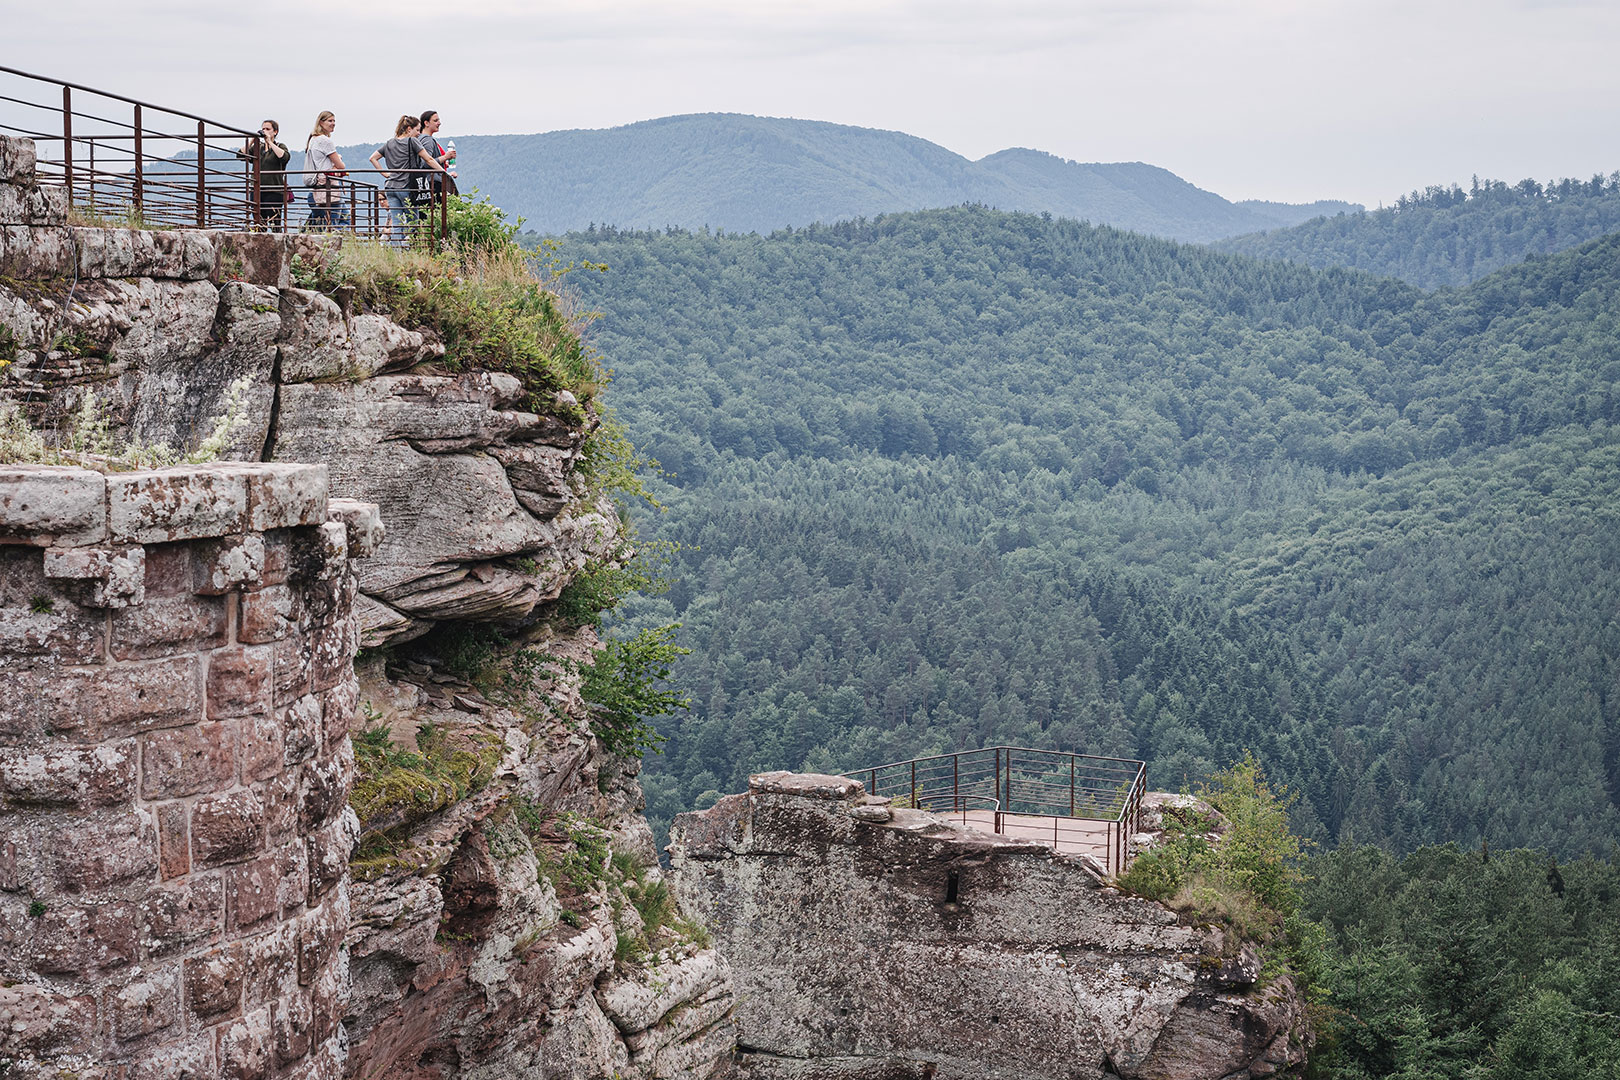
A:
[
  {"left": 216, "top": 1006, "right": 272, "bottom": 1080},
  {"left": 226, "top": 852, "right": 284, "bottom": 933},
  {"left": 138, "top": 1034, "right": 216, "bottom": 1080},
  {"left": 109, "top": 592, "right": 227, "bottom": 661},
  {"left": 318, "top": 675, "right": 358, "bottom": 754},
  {"left": 0, "top": 587, "right": 107, "bottom": 665},
  {"left": 239, "top": 921, "right": 297, "bottom": 1010},
  {"left": 271, "top": 992, "right": 315, "bottom": 1067},
  {"left": 51, "top": 811, "right": 157, "bottom": 894},
  {"left": 295, "top": 897, "right": 346, "bottom": 988},
  {"left": 138, "top": 541, "right": 199, "bottom": 597},
  {"left": 0, "top": 135, "right": 37, "bottom": 184},
  {"left": 260, "top": 769, "right": 300, "bottom": 846},
  {"left": 206, "top": 645, "right": 273, "bottom": 719},
  {"left": 106, "top": 469, "right": 250, "bottom": 544},
  {"left": 0, "top": 184, "right": 67, "bottom": 227},
  {"left": 209, "top": 462, "right": 328, "bottom": 533},
  {"left": 275, "top": 693, "right": 322, "bottom": 767},
  {"left": 139, "top": 875, "right": 224, "bottom": 959},
  {"left": 157, "top": 802, "right": 190, "bottom": 880},
  {"left": 3, "top": 654, "right": 209, "bottom": 743},
  {"left": 87, "top": 901, "right": 140, "bottom": 973},
  {"left": 0, "top": 224, "right": 76, "bottom": 278},
  {"left": 296, "top": 744, "right": 349, "bottom": 832},
  {"left": 193, "top": 534, "right": 265, "bottom": 594},
  {"left": 184, "top": 948, "right": 244, "bottom": 1021},
  {"left": 191, "top": 789, "right": 264, "bottom": 868},
  {"left": 0, "top": 740, "right": 135, "bottom": 807},
  {"left": 271, "top": 631, "right": 313, "bottom": 706},
  {"left": 216, "top": 232, "right": 289, "bottom": 289},
  {"left": 308, "top": 614, "right": 356, "bottom": 695},
  {"left": 0, "top": 983, "right": 97, "bottom": 1060},
  {"left": 325, "top": 498, "right": 383, "bottom": 558},
  {"left": 308, "top": 957, "right": 344, "bottom": 1044},
  {"left": 140, "top": 721, "right": 234, "bottom": 799},
  {"left": 238, "top": 583, "right": 300, "bottom": 643},
  {"left": 0, "top": 467, "right": 106, "bottom": 546},
  {"left": 42, "top": 544, "right": 145, "bottom": 608},
  {"left": 109, "top": 964, "right": 181, "bottom": 1043},
  {"left": 238, "top": 711, "right": 286, "bottom": 783},
  {"left": 304, "top": 810, "right": 355, "bottom": 903}
]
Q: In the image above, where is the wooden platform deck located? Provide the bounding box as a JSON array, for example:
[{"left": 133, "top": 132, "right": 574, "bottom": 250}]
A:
[{"left": 942, "top": 809, "right": 1116, "bottom": 865}]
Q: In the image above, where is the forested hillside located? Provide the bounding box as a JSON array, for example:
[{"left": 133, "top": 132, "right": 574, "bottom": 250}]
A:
[
  {"left": 378, "top": 114, "right": 1352, "bottom": 239},
  {"left": 554, "top": 208, "right": 1620, "bottom": 859},
  {"left": 1215, "top": 173, "right": 1620, "bottom": 288}
]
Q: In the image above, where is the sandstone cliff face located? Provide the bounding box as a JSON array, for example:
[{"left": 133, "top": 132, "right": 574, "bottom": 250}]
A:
[
  {"left": 1, "top": 132, "right": 736, "bottom": 1080},
  {"left": 669, "top": 773, "right": 1308, "bottom": 1080}
]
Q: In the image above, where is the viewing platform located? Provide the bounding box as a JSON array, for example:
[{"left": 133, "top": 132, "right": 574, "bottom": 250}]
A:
[{"left": 846, "top": 745, "right": 1147, "bottom": 875}]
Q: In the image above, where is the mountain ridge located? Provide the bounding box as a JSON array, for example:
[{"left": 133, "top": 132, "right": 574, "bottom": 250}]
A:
[{"left": 335, "top": 112, "right": 1356, "bottom": 241}]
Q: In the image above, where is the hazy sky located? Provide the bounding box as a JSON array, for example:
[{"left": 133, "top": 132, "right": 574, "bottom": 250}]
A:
[{"left": 9, "top": 0, "right": 1617, "bottom": 206}]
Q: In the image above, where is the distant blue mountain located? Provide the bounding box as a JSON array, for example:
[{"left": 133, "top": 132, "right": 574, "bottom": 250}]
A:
[{"left": 329, "top": 113, "right": 1355, "bottom": 241}]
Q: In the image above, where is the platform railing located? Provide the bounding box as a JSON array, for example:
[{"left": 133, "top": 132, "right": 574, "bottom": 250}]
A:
[
  {"left": 849, "top": 746, "right": 1147, "bottom": 875},
  {"left": 0, "top": 65, "right": 449, "bottom": 246}
]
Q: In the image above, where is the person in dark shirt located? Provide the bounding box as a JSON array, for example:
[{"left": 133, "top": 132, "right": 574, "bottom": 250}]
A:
[
  {"left": 234, "top": 119, "right": 290, "bottom": 230},
  {"left": 368, "top": 115, "right": 445, "bottom": 243}
]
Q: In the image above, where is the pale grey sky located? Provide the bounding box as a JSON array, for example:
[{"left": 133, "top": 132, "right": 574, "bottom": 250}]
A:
[{"left": 8, "top": 0, "right": 1617, "bottom": 206}]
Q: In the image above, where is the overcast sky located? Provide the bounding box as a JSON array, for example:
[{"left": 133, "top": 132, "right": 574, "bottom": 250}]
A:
[{"left": 9, "top": 0, "right": 1617, "bottom": 206}]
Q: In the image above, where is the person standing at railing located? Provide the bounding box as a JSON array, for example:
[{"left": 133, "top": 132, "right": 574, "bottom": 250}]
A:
[
  {"left": 234, "top": 120, "right": 290, "bottom": 230},
  {"left": 302, "top": 111, "right": 349, "bottom": 232},
  {"left": 412, "top": 110, "right": 458, "bottom": 225},
  {"left": 369, "top": 115, "right": 446, "bottom": 244}
]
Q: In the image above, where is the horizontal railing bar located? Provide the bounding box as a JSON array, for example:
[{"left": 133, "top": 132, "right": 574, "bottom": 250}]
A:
[{"left": 0, "top": 64, "right": 259, "bottom": 138}]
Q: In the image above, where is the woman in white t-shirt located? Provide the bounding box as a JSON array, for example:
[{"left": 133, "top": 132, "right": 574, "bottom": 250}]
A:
[{"left": 302, "top": 111, "right": 349, "bottom": 231}]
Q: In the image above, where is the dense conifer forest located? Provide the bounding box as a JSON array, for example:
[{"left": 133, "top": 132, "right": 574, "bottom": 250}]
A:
[
  {"left": 1215, "top": 173, "right": 1620, "bottom": 287},
  {"left": 540, "top": 199, "right": 1620, "bottom": 1077},
  {"left": 549, "top": 208, "right": 1620, "bottom": 862}
]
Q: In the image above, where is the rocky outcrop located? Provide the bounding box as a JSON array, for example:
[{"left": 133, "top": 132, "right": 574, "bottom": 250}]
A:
[
  {"left": 669, "top": 773, "right": 1309, "bottom": 1080},
  {"left": 2, "top": 131, "right": 737, "bottom": 1080}
]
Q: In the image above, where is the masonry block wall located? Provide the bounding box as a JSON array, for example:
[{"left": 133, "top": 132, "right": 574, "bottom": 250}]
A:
[{"left": 0, "top": 462, "right": 381, "bottom": 1079}]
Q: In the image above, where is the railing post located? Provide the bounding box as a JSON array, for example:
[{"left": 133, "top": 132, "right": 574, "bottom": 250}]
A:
[
  {"left": 196, "top": 121, "right": 205, "bottom": 227},
  {"left": 132, "top": 104, "right": 143, "bottom": 218},
  {"left": 869, "top": 769, "right": 876, "bottom": 797},
  {"left": 910, "top": 761, "right": 916, "bottom": 808},
  {"left": 1070, "top": 755, "right": 1075, "bottom": 817},
  {"left": 61, "top": 86, "right": 73, "bottom": 207},
  {"left": 993, "top": 748, "right": 1000, "bottom": 820},
  {"left": 440, "top": 183, "right": 449, "bottom": 249},
  {"left": 952, "top": 753, "right": 958, "bottom": 813}
]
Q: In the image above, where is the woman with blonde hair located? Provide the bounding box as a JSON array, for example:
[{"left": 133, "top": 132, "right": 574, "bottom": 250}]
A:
[
  {"left": 368, "top": 114, "right": 446, "bottom": 242},
  {"left": 302, "top": 110, "right": 348, "bottom": 231}
]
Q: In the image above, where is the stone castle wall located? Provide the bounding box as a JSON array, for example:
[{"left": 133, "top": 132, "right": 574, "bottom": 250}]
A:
[{"left": 0, "top": 462, "right": 380, "bottom": 1079}]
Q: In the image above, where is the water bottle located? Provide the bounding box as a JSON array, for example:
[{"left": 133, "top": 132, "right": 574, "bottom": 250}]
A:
[{"left": 445, "top": 140, "right": 458, "bottom": 179}]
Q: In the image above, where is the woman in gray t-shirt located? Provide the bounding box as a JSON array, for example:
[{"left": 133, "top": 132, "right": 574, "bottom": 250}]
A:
[{"left": 369, "top": 115, "right": 444, "bottom": 243}]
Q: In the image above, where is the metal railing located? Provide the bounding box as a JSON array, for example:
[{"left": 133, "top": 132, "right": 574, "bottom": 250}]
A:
[
  {"left": 0, "top": 65, "right": 450, "bottom": 245},
  {"left": 849, "top": 746, "right": 1147, "bottom": 875}
]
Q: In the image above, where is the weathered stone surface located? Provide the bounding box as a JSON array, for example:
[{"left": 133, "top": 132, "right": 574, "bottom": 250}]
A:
[
  {"left": 0, "top": 457, "right": 367, "bottom": 1078},
  {"left": 670, "top": 774, "right": 1309, "bottom": 1080},
  {"left": 0, "top": 467, "right": 107, "bottom": 546},
  {"left": 0, "top": 134, "right": 38, "bottom": 184},
  {"left": 107, "top": 468, "right": 251, "bottom": 544}
]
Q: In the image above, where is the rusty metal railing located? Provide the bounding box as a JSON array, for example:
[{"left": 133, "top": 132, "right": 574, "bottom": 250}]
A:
[
  {"left": 849, "top": 746, "right": 1147, "bottom": 875},
  {"left": 0, "top": 65, "right": 451, "bottom": 246}
]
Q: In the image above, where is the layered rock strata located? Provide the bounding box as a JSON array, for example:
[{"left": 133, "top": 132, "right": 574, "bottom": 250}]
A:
[
  {"left": 669, "top": 773, "right": 1309, "bottom": 1080},
  {"left": 0, "top": 461, "right": 379, "bottom": 1079}
]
